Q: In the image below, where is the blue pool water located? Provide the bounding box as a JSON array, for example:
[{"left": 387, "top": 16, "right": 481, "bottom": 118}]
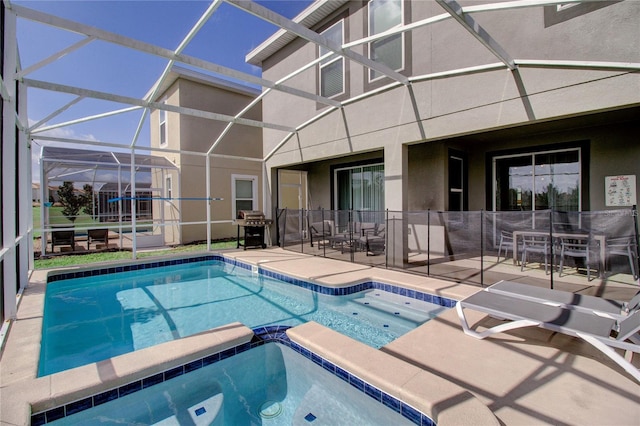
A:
[
  {"left": 44, "top": 343, "right": 421, "bottom": 425},
  {"left": 40, "top": 259, "right": 447, "bottom": 376}
]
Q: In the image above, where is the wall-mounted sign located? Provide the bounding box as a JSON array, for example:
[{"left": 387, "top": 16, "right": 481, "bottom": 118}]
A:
[{"left": 605, "top": 175, "right": 637, "bottom": 207}]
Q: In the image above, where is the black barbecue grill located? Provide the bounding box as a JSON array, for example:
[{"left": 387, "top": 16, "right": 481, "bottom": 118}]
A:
[{"left": 236, "top": 210, "right": 273, "bottom": 249}]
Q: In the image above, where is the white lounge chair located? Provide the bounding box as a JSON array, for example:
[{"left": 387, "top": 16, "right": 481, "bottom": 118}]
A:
[
  {"left": 485, "top": 280, "right": 639, "bottom": 320},
  {"left": 456, "top": 290, "right": 640, "bottom": 382}
]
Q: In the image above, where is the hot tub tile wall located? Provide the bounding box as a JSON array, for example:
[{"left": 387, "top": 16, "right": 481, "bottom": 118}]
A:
[{"left": 32, "top": 326, "right": 435, "bottom": 426}]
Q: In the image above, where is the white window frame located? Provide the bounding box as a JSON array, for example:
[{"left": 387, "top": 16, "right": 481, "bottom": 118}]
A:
[
  {"left": 368, "top": 0, "right": 405, "bottom": 82},
  {"left": 449, "top": 155, "right": 464, "bottom": 212},
  {"left": 319, "top": 20, "right": 345, "bottom": 99},
  {"left": 557, "top": 3, "right": 579, "bottom": 11},
  {"left": 159, "top": 100, "right": 167, "bottom": 148},
  {"left": 165, "top": 175, "right": 172, "bottom": 199},
  {"left": 232, "top": 174, "right": 258, "bottom": 220},
  {"left": 333, "top": 162, "right": 385, "bottom": 211}
]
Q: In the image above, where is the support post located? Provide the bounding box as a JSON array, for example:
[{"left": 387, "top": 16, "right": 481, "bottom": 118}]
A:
[
  {"left": 130, "top": 150, "right": 137, "bottom": 259},
  {"left": 206, "top": 155, "right": 211, "bottom": 251},
  {"left": 2, "top": 7, "right": 18, "bottom": 320}
]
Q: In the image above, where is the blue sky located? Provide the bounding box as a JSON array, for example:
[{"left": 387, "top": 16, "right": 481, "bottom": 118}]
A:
[{"left": 16, "top": 0, "right": 312, "bottom": 177}]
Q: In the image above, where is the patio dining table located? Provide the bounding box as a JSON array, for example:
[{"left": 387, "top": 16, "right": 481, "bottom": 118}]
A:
[{"left": 511, "top": 230, "right": 607, "bottom": 278}]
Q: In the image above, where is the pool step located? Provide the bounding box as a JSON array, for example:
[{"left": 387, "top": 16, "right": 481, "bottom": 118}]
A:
[
  {"left": 292, "top": 385, "right": 351, "bottom": 425},
  {"left": 350, "top": 291, "right": 445, "bottom": 324},
  {"left": 152, "top": 393, "right": 224, "bottom": 426},
  {"left": 188, "top": 393, "right": 224, "bottom": 425}
]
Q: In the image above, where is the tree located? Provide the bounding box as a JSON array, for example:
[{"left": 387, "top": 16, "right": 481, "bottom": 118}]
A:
[
  {"left": 81, "top": 184, "right": 96, "bottom": 217},
  {"left": 57, "top": 181, "right": 91, "bottom": 223}
]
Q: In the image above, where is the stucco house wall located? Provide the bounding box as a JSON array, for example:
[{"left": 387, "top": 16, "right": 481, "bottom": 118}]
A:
[{"left": 251, "top": 0, "right": 639, "bottom": 217}]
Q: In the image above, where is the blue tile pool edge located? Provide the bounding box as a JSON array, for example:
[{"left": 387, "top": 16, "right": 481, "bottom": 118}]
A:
[
  {"left": 45, "top": 254, "right": 457, "bottom": 309},
  {"left": 31, "top": 326, "right": 435, "bottom": 426}
]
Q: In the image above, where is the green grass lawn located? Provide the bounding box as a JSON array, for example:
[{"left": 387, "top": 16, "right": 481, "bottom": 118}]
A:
[
  {"left": 32, "top": 206, "right": 100, "bottom": 237},
  {"left": 34, "top": 240, "right": 239, "bottom": 269},
  {"left": 32, "top": 205, "right": 239, "bottom": 269}
]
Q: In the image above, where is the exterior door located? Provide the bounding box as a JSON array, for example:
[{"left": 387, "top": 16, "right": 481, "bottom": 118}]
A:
[
  {"left": 278, "top": 170, "right": 308, "bottom": 243},
  {"left": 278, "top": 170, "right": 308, "bottom": 210}
]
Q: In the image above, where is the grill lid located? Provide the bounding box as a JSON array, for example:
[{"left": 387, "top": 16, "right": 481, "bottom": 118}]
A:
[
  {"left": 237, "top": 210, "right": 266, "bottom": 220},
  {"left": 236, "top": 210, "right": 272, "bottom": 226}
]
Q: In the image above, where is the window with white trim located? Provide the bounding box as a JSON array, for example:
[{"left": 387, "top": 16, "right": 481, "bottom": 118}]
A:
[
  {"left": 165, "top": 175, "right": 172, "bottom": 200},
  {"left": 368, "top": 0, "right": 404, "bottom": 81},
  {"left": 319, "top": 20, "right": 345, "bottom": 98},
  {"left": 159, "top": 101, "right": 167, "bottom": 147},
  {"left": 232, "top": 175, "right": 258, "bottom": 219}
]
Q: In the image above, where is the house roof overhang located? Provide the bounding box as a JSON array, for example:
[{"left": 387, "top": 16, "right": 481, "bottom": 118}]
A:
[
  {"left": 246, "top": 0, "right": 348, "bottom": 66},
  {"left": 146, "top": 65, "right": 261, "bottom": 102}
]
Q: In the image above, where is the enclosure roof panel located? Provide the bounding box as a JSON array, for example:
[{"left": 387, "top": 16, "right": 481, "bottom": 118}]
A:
[
  {"left": 42, "top": 146, "right": 177, "bottom": 169},
  {"left": 41, "top": 146, "right": 176, "bottom": 186}
]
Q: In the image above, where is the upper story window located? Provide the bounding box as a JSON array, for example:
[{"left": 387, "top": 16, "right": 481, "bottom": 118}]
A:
[
  {"left": 319, "top": 20, "right": 345, "bottom": 98},
  {"left": 159, "top": 101, "right": 167, "bottom": 147},
  {"left": 368, "top": 0, "right": 404, "bottom": 81}
]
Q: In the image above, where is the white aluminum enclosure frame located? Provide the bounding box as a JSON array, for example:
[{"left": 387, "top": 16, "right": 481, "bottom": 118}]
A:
[
  {"left": 2, "top": 0, "right": 640, "bottom": 322},
  {"left": 38, "top": 146, "right": 181, "bottom": 256}
]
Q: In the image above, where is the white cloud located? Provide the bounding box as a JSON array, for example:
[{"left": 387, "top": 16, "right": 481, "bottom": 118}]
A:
[
  {"left": 29, "top": 118, "right": 101, "bottom": 183},
  {"left": 29, "top": 118, "right": 100, "bottom": 142}
]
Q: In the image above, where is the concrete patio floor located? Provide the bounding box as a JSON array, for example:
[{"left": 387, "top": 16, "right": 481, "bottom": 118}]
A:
[{"left": 1, "top": 248, "right": 638, "bottom": 425}]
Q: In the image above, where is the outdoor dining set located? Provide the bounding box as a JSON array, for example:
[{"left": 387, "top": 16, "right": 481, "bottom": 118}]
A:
[
  {"left": 497, "top": 229, "right": 638, "bottom": 280},
  {"left": 307, "top": 217, "right": 638, "bottom": 280}
]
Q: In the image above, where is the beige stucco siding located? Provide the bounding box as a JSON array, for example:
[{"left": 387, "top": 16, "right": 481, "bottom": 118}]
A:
[
  {"left": 149, "top": 71, "right": 264, "bottom": 244},
  {"left": 177, "top": 79, "right": 262, "bottom": 159}
]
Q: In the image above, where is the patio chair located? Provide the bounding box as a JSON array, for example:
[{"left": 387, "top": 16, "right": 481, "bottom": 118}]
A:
[
  {"left": 309, "top": 220, "right": 333, "bottom": 247},
  {"left": 559, "top": 236, "right": 598, "bottom": 281},
  {"left": 486, "top": 280, "right": 639, "bottom": 319},
  {"left": 497, "top": 230, "right": 520, "bottom": 263},
  {"left": 520, "top": 235, "right": 552, "bottom": 274},
  {"left": 606, "top": 236, "right": 638, "bottom": 280},
  {"left": 353, "top": 222, "right": 377, "bottom": 251},
  {"left": 87, "top": 228, "right": 109, "bottom": 250},
  {"left": 362, "top": 224, "right": 386, "bottom": 256},
  {"left": 51, "top": 227, "right": 75, "bottom": 252},
  {"left": 456, "top": 289, "right": 640, "bottom": 382},
  {"left": 355, "top": 222, "right": 376, "bottom": 238}
]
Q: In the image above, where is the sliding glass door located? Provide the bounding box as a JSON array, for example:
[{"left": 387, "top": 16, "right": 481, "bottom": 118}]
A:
[{"left": 335, "top": 163, "right": 384, "bottom": 222}]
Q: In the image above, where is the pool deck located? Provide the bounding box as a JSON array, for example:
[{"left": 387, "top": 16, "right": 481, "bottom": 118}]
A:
[{"left": 1, "top": 248, "right": 639, "bottom": 425}]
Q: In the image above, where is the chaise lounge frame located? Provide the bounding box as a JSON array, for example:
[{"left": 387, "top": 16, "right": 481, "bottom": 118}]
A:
[
  {"left": 456, "top": 288, "right": 640, "bottom": 382},
  {"left": 486, "top": 280, "right": 639, "bottom": 320}
]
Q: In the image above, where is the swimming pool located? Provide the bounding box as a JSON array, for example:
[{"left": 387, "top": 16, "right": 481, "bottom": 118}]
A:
[
  {"left": 35, "top": 341, "right": 433, "bottom": 425},
  {"left": 40, "top": 256, "right": 451, "bottom": 376}
]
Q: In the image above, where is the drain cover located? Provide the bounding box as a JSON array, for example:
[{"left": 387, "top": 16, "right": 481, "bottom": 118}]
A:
[{"left": 259, "top": 400, "right": 283, "bottom": 419}]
